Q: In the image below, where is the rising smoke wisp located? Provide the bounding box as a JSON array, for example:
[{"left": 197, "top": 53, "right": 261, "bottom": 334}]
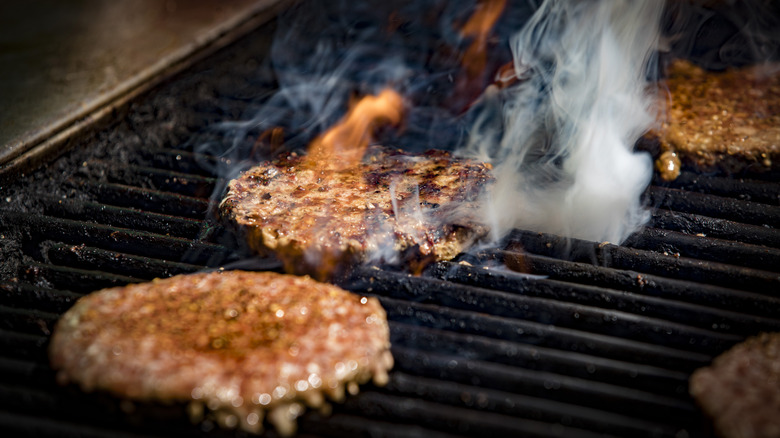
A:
[{"left": 460, "top": 0, "right": 664, "bottom": 245}]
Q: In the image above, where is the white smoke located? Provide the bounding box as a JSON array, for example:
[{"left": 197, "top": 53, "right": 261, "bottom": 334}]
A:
[{"left": 460, "top": 0, "right": 663, "bottom": 244}]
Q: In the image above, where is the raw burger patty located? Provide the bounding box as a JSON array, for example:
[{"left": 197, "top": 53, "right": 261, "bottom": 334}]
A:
[
  {"left": 689, "top": 332, "right": 780, "bottom": 438},
  {"left": 49, "top": 270, "right": 393, "bottom": 435},
  {"left": 220, "top": 146, "right": 493, "bottom": 275}
]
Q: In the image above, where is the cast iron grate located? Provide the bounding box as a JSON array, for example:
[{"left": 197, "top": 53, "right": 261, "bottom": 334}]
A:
[{"left": 2, "top": 9, "right": 780, "bottom": 438}]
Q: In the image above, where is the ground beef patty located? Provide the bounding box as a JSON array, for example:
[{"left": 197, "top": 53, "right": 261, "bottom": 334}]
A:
[
  {"left": 49, "top": 270, "right": 393, "bottom": 436},
  {"left": 220, "top": 146, "right": 493, "bottom": 278},
  {"left": 651, "top": 59, "right": 780, "bottom": 180},
  {"left": 689, "top": 332, "right": 780, "bottom": 438}
]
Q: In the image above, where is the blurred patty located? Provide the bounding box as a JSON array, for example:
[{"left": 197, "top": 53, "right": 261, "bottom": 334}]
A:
[
  {"left": 690, "top": 332, "right": 780, "bottom": 438},
  {"left": 49, "top": 270, "right": 393, "bottom": 435}
]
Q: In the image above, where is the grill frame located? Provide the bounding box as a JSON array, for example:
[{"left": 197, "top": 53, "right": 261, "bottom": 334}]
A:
[{"left": 1, "top": 6, "right": 780, "bottom": 438}]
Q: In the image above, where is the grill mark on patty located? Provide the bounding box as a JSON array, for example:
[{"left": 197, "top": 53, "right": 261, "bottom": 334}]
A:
[{"left": 220, "top": 146, "right": 493, "bottom": 278}]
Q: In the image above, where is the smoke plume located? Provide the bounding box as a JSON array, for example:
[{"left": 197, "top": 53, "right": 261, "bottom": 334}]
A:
[{"left": 460, "top": 0, "right": 664, "bottom": 244}]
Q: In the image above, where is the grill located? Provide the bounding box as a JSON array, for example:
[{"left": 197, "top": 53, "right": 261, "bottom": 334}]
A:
[{"left": 2, "top": 3, "right": 780, "bottom": 438}]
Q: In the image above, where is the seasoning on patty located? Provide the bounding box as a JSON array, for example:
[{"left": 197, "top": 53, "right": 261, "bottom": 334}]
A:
[
  {"left": 652, "top": 59, "right": 780, "bottom": 180},
  {"left": 49, "top": 270, "right": 393, "bottom": 436},
  {"left": 220, "top": 146, "right": 493, "bottom": 278}
]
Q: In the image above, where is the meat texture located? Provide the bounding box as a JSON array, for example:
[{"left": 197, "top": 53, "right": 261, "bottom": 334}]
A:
[
  {"left": 652, "top": 59, "right": 780, "bottom": 180},
  {"left": 689, "top": 332, "right": 780, "bottom": 438},
  {"left": 220, "top": 146, "right": 493, "bottom": 277},
  {"left": 49, "top": 270, "right": 393, "bottom": 436}
]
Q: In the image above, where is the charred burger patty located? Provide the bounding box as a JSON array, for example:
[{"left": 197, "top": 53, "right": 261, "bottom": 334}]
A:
[
  {"left": 49, "top": 270, "right": 393, "bottom": 435},
  {"left": 220, "top": 146, "right": 493, "bottom": 276}
]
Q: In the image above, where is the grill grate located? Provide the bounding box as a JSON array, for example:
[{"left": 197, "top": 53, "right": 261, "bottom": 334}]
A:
[{"left": 2, "top": 9, "right": 780, "bottom": 438}]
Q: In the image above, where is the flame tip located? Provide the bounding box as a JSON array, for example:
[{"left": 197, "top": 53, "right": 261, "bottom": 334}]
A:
[{"left": 305, "top": 88, "right": 405, "bottom": 172}]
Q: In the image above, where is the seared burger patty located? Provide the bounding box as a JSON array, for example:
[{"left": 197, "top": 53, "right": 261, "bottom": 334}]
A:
[
  {"left": 49, "top": 271, "right": 392, "bottom": 436},
  {"left": 220, "top": 146, "right": 493, "bottom": 277},
  {"left": 652, "top": 59, "right": 780, "bottom": 180},
  {"left": 690, "top": 332, "right": 780, "bottom": 438}
]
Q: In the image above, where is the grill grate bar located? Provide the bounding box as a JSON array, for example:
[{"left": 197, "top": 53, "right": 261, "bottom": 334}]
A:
[
  {"left": 0, "top": 330, "right": 48, "bottom": 363},
  {"left": 41, "top": 196, "right": 205, "bottom": 240},
  {"left": 101, "top": 162, "right": 219, "bottom": 199},
  {"left": 647, "top": 186, "right": 780, "bottom": 227},
  {"left": 625, "top": 227, "right": 780, "bottom": 271},
  {"left": 345, "top": 267, "right": 742, "bottom": 354},
  {"left": 477, "top": 251, "right": 780, "bottom": 319},
  {"left": 298, "top": 414, "right": 463, "bottom": 438},
  {"left": 656, "top": 171, "right": 780, "bottom": 205},
  {"left": 383, "top": 372, "right": 680, "bottom": 438},
  {"left": 425, "top": 260, "right": 780, "bottom": 337},
  {"left": 0, "top": 357, "right": 52, "bottom": 388},
  {"left": 138, "top": 148, "right": 237, "bottom": 177},
  {"left": 0, "top": 305, "right": 57, "bottom": 337},
  {"left": 650, "top": 209, "right": 780, "bottom": 248},
  {"left": 378, "top": 296, "right": 711, "bottom": 371},
  {"left": 0, "top": 281, "right": 81, "bottom": 314},
  {"left": 0, "top": 384, "right": 201, "bottom": 438},
  {"left": 509, "top": 229, "right": 780, "bottom": 294},
  {"left": 42, "top": 243, "right": 280, "bottom": 279},
  {"left": 74, "top": 181, "right": 210, "bottom": 219},
  {"left": 0, "top": 410, "right": 159, "bottom": 438},
  {"left": 390, "top": 347, "right": 696, "bottom": 423},
  {"left": 46, "top": 243, "right": 203, "bottom": 280},
  {"left": 389, "top": 322, "right": 690, "bottom": 397},
  {"left": 339, "top": 391, "right": 621, "bottom": 438},
  {"left": 22, "top": 262, "right": 142, "bottom": 292},
  {"left": 1, "top": 213, "right": 231, "bottom": 265}
]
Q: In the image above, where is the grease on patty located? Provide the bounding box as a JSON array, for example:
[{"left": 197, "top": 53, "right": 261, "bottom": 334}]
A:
[
  {"left": 220, "top": 146, "right": 493, "bottom": 278},
  {"left": 652, "top": 59, "right": 780, "bottom": 179},
  {"left": 49, "top": 270, "right": 393, "bottom": 436}
]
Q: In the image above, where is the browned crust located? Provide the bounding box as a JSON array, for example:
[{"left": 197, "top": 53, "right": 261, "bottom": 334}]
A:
[
  {"left": 219, "top": 146, "right": 493, "bottom": 277},
  {"left": 651, "top": 59, "right": 780, "bottom": 179},
  {"left": 690, "top": 332, "right": 780, "bottom": 438},
  {"left": 49, "top": 270, "right": 392, "bottom": 435}
]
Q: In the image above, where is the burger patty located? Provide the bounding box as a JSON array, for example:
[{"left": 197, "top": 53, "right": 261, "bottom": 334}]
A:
[
  {"left": 689, "top": 332, "right": 780, "bottom": 438},
  {"left": 49, "top": 270, "right": 393, "bottom": 436},
  {"left": 651, "top": 59, "right": 780, "bottom": 180},
  {"left": 219, "top": 146, "right": 493, "bottom": 277}
]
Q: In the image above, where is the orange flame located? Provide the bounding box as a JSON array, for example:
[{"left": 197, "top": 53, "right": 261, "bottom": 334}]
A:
[
  {"left": 494, "top": 61, "right": 519, "bottom": 88},
  {"left": 460, "top": 0, "right": 506, "bottom": 79},
  {"left": 305, "top": 88, "right": 404, "bottom": 171},
  {"left": 251, "top": 126, "right": 285, "bottom": 158}
]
